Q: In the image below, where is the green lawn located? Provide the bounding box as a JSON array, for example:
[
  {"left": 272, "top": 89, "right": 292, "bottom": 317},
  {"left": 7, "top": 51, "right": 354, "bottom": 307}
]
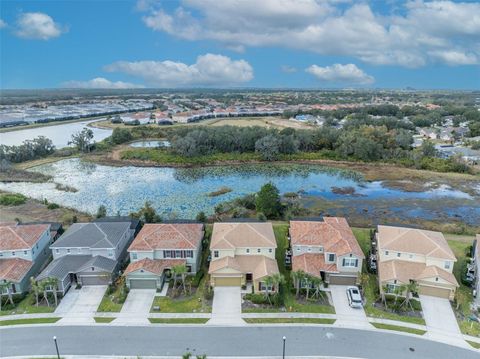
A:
[
  {"left": 0, "top": 293, "right": 56, "bottom": 316},
  {"left": 97, "top": 285, "right": 125, "bottom": 312},
  {"left": 94, "top": 317, "right": 115, "bottom": 323},
  {"left": 148, "top": 318, "right": 209, "bottom": 324},
  {"left": 371, "top": 323, "right": 426, "bottom": 335},
  {"left": 466, "top": 341, "right": 480, "bottom": 350},
  {"left": 244, "top": 318, "right": 336, "bottom": 324},
  {"left": 150, "top": 295, "right": 210, "bottom": 313},
  {"left": 0, "top": 317, "right": 60, "bottom": 326},
  {"left": 351, "top": 227, "right": 372, "bottom": 257}
]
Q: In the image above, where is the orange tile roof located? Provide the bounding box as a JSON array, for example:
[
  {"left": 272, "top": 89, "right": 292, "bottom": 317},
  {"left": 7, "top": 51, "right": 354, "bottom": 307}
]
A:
[
  {"left": 0, "top": 258, "right": 33, "bottom": 282},
  {"left": 377, "top": 225, "right": 456, "bottom": 261},
  {"left": 124, "top": 258, "right": 185, "bottom": 276},
  {"left": 290, "top": 218, "right": 364, "bottom": 258},
  {"left": 128, "top": 223, "right": 204, "bottom": 251},
  {"left": 210, "top": 222, "right": 276, "bottom": 250},
  {"left": 292, "top": 253, "right": 338, "bottom": 277},
  {"left": 208, "top": 255, "right": 279, "bottom": 280},
  {"left": 0, "top": 223, "right": 50, "bottom": 251}
]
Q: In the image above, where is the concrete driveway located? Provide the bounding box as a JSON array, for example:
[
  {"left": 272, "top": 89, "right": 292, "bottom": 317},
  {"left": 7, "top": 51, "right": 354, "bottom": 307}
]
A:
[
  {"left": 419, "top": 294, "right": 465, "bottom": 346},
  {"left": 114, "top": 289, "right": 156, "bottom": 325},
  {"left": 208, "top": 286, "right": 244, "bottom": 326},
  {"left": 329, "top": 285, "right": 370, "bottom": 328},
  {"left": 55, "top": 285, "right": 107, "bottom": 324}
]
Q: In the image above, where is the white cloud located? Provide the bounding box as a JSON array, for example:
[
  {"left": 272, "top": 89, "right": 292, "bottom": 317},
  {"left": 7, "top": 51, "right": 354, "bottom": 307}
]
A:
[
  {"left": 62, "top": 77, "right": 144, "bottom": 89},
  {"left": 306, "top": 63, "right": 374, "bottom": 85},
  {"left": 104, "top": 53, "right": 254, "bottom": 87},
  {"left": 15, "top": 12, "right": 65, "bottom": 40},
  {"left": 281, "top": 65, "right": 298, "bottom": 73},
  {"left": 0, "top": 19, "right": 7, "bottom": 29},
  {"left": 139, "top": 0, "right": 480, "bottom": 67}
]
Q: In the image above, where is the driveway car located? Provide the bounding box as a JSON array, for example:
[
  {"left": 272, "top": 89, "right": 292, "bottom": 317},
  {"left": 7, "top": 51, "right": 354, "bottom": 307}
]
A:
[{"left": 346, "top": 286, "right": 363, "bottom": 308}]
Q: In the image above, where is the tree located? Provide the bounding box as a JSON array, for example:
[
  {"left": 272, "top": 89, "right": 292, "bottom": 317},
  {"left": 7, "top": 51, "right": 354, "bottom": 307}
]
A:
[
  {"left": 255, "top": 135, "right": 281, "bottom": 161},
  {"left": 311, "top": 276, "right": 324, "bottom": 300},
  {"left": 172, "top": 264, "right": 188, "bottom": 295},
  {"left": 291, "top": 270, "right": 305, "bottom": 298},
  {"left": 0, "top": 281, "right": 14, "bottom": 309},
  {"left": 133, "top": 201, "right": 161, "bottom": 223},
  {"left": 39, "top": 280, "right": 50, "bottom": 307},
  {"left": 46, "top": 277, "right": 59, "bottom": 307},
  {"left": 420, "top": 140, "right": 437, "bottom": 157},
  {"left": 400, "top": 281, "right": 418, "bottom": 311},
  {"left": 262, "top": 275, "right": 275, "bottom": 304},
  {"left": 69, "top": 128, "right": 94, "bottom": 152},
  {"left": 110, "top": 128, "right": 133, "bottom": 144},
  {"left": 303, "top": 274, "right": 313, "bottom": 300},
  {"left": 96, "top": 205, "right": 107, "bottom": 218},
  {"left": 30, "top": 277, "right": 40, "bottom": 307},
  {"left": 255, "top": 182, "right": 281, "bottom": 219},
  {"left": 195, "top": 211, "right": 207, "bottom": 223}
]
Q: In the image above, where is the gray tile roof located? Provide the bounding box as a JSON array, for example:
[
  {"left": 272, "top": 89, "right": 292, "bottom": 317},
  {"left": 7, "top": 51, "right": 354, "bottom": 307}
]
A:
[
  {"left": 50, "top": 222, "right": 131, "bottom": 249},
  {"left": 36, "top": 255, "right": 117, "bottom": 282}
]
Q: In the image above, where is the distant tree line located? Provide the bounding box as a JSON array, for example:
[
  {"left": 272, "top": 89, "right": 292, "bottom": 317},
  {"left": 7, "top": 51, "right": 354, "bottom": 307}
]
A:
[{"left": 0, "top": 136, "right": 55, "bottom": 163}]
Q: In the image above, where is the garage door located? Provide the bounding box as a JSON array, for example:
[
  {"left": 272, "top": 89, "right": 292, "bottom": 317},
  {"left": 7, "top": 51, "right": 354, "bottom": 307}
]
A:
[
  {"left": 329, "top": 275, "right": 357, "bottom": 285},
  {"left": 130, "top": 279, "right": 157, "bottom": 289},
  {"left": 214, "top": 276, "right": 242, "bottom": 286},
  {"left": 80, "top": 275, "right": 110, "bottom": 286},
  {"left": 418, "top": 285, "right": 451, "bottom": 299}
]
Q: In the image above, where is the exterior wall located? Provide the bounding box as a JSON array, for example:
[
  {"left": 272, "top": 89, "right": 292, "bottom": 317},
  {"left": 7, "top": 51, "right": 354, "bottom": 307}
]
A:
[
  {"left": 0, "top": 229, "right": 51, "bottom": 261},
  {"left": 212, "top": 249, "right": 235, "bottom": 260},
  {"left": 292, "top": 245, "right": 323, "bottom": 256},
  {"left": 234, "top": 247, "right": 276, "bottom": 259},
  {"left": 130, "top": 251, "right": 153, "bottom": 262},
  {"left": 336, "top": 254, "right": 363, "bottom": 273}
]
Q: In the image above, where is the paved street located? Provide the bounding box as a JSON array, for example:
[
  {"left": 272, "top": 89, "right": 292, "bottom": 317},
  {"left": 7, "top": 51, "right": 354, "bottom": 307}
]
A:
[
  {"left": 0, "top": 325, "right": 477, "bottom": 358},
  {"left": 55, "top": 286, "right": 107, "bottom": 324},
  {"left": 419, "top": 294, "right": 465, "bottom": 346},
  {"left": 329, "top": 285, "right": 370, "bottom": 329},
  {"left": 208, "top": 286, "right": 245, "bottom": 325}
]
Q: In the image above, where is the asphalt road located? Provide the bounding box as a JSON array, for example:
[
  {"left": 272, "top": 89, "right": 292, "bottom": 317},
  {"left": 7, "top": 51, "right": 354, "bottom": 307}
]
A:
[{"left": 0, "top": 325, "right": 478, "bottom": 359}]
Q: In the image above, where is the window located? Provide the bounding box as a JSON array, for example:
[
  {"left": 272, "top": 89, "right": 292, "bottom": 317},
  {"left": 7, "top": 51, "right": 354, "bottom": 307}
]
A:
[
  {"left": 246, "top": 248, "right": 250, "bottom": 254},
  {"left": 307, "top": 247, "right": 312, "bottom": 252},
  {"left": 108, "top": 251, "right": 113, "bottom": 257},
  {"left": 0, "top": 252, "right": 3, "bottom": 257},
  {"left": 257, "top": 248, "right": 261, "bottom": 253},
  {"left": 319, "top": 247, "right": 323, "bottom": 252},
  {"left": 186, "top": 250, "right": 193, "bottom": 258},
  {"left": 214, "top": 251, "right": 219, "bottom": 258},
  {"left": 386, "top": 283, "right": 397, "bottom": 294},
  {"left": 327, "top": 253, "right": 335, "bottom": 262},
  {"left": 260, "top": 282, "right": 273, "bottom": 291},
  {"left": 176, "top": 250, "right": 182, "bottom": 258},
  {"left": 397, "top": 253, "right": 401, "bottom": 258},
  {"left": 444, "top": 261, "right": 451, "bottom": 269},
  {"left": 55, "top": 249, "right": 59, "bottom": 254},
  {"left": 268, "top": 248, "right": 273, "bottom": 253},
  {"left": 296, "top": 247, "right": 301, "bottom": 251},
  {"left": 67, "top": 249, "right": 71, "bottom": 254},
  {"left": 385, "top": 251, "right": 389, "bottom": 256},
  {"left": 342, "top": 258, "right": 358, "bottom": 267},
  {"left": 91, "top": 267, "right": 95, "bottom": 271},
  {"left": 163, "top": 250, "right": 172, "bottom": 258},
  {"left": 409, "top": 254, "right": 413, "bottom": 259},
  {"left": 131, "top": 252, "right": 137, "bottom": 260},
  {"left": 11, "top": 251, "right": 15, "bottom": 256}
]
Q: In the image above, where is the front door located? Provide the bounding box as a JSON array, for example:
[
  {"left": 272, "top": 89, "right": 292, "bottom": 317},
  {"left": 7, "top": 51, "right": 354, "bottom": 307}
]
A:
[{"left": 246, "top": 273, "right": 253, "bottom": 281}]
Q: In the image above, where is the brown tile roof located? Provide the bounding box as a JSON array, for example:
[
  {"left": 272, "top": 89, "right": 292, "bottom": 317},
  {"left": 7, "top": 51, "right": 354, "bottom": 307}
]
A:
[
  {"left": 128, "top": 223, "right": 204, "bottom": 251},
  {"left": 290, "top": 218, "right": 364, "bottom": 258},
  {"left": 0, "top": 223, "right": 50, "bottom": 251},
  {"left": 377, "top": 225, "right": 456, "bottom": 261},
  {"left": 210, "top": 222, "right": 276, "bottom": 250},
  {"left": 292, "top": 253, "right": 338, "bottom": 277},
  {"left": 378, "top": 260, "right": 458, "bottom": 286},
  {"left": 0, "top": 258, "right": 33, "bottom": 282},
  {"left": 124, "top": 258, "right": 186, "bottom": 276},
  {"left": 209, "top": 255, "right": 279, "bottom": 280}
]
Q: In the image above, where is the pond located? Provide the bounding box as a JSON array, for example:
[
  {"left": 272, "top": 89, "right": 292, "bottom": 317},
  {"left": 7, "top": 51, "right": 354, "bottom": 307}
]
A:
[
  {"left": 0, "top": 119, "right": 113, "bottom": 148},
  {"left": 129, "top": 140, "right": 171, "bottom": 148},
  {"left": 1, "top": 158, "right": 479, "bottom": 226}
]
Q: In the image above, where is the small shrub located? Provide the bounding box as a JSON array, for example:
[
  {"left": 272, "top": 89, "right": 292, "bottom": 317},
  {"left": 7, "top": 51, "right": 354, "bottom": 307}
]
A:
[
  {"left": 0, "top": 193, "right": 27, "bottom": 206},
  {"left": 47, "top": 203, "right": 60, "bottom": 210}
]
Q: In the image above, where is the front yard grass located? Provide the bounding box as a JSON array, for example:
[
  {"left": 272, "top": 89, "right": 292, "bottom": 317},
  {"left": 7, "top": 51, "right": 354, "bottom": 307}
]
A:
[
  {"left": 97, "top": 282, "right": 126, "bottom": 312},
  {"left": 466, "top": 341, "right": 480, "bottom": 350},
  {"left": 0, "top": 317, "right": 60, "bottom": 326},
  {"left": 371, "top": 323, "right": 426, "bottom": 335},
  {"left": 151, "top": 295, "right": 210, "bottom": 313},
  {"left": 244, "top": 318, "right": 336, "bottom": 324},
  {"left": 148, "top": 318, "right": 208, "bottom": 324},
  {"left": 0, "top": 293, "right": 56, "bottom": 316},
  {"left": 94, "top": 317, "right": 115, "bottom": 323}
]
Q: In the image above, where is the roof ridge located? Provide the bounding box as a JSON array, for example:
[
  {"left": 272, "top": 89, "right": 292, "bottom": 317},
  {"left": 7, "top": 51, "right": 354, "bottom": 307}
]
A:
[
  {"left": 93, "top": 223, "right": 114, "bottom": 247},
  {"left": 6, "top": 226, "right": 30, "bottom": 248},
  {"left": 247, "top": 223, "right": 275, "bottom": 246}
]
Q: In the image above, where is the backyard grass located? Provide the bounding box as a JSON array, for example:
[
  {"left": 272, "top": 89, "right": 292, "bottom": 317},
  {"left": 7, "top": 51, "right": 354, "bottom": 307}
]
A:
[
  {"left": 371, "top": 323, "right": 426, "bottom": 335},
  {"left": 244, "top": 318, "right": 336, "bottom": 324},
  {"left": 0, "top": 293, "right": 56, "bottom": 316},
  {"left": 94, "top": 317, "right": 115, "bottom": 323},
  {"left": 148, "top": 318, "right": 209, "bottom": 324},
  {"left": 97, "top": 285, "right": 125, "bottom": 312},
  {"left": 466, "top": 340, "right": 480, "bottom": 350},
  {"left": 0, "top": 317, "right": 60, "bottom": 326}
]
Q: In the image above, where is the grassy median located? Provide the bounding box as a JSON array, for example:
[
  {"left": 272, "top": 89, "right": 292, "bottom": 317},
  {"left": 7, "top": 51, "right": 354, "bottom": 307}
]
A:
[
  {"left": 0, "top": 317, "right": 60, "bottom": 326},
  {"left": 244, "top": 318, "right": 336, "bottom": 324},
  {"left": 371, "top": 323, "right": 426, "bottom": 335},
  {"left": 148, "top": 318, "right": 209, "bottom": 324}
]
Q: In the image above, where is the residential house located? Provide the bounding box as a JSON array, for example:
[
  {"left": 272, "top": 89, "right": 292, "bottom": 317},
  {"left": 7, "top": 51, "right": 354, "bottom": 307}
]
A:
[
  {"left": 417, "top": 127, "right": 438, "bottom": 140},
  {"left": 125, "top": 223, "right": 204, "bottom": 290},
  {"left": 208, "top": 222, "right": 279, "bottom": 292},
  {"left": 473, "top": 235, "right": 480, "bottom": 308},
  {"left": 37, "top": 221, "right": 134, "bottom": 294},
  {"left": 0, "top": 223, "right": 54, "bottom": 294},
  {"left": 377, "top": 225, "right": 459, "bottom": 300},
  {"left": 290, "top": 217, "right": 365, "bottom": 285}
]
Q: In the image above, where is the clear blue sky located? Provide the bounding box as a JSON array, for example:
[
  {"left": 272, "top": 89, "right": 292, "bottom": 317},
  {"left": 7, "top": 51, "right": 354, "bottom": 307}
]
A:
[{"left": 1, "top": 0, "right": 479, "bottom": 89}]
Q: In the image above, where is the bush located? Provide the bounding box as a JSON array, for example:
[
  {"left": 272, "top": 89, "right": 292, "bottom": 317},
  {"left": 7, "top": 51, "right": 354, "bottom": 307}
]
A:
[
  {"left": 110, "top": 128, "right": 133, "bottom": 144},
  {"left": 244, "top": 293, "right": 270, "bottom": 305},
  {"left": 47, "top": 203, "right": 60, "bottom": 210},
  {"left": 0, "top": 193, "right": 27, "bottom": 206}
]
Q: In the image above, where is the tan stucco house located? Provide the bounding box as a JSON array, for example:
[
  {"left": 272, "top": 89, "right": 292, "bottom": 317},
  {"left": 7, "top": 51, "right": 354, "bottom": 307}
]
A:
[
  {"left": 208, "top": 222, "right": 279, "bottom": 292},
  {"left": 290, "top": 217, "right": 365, "bottom": 285},
  {"left": 125, "top": 223, "right": 204, "bottom": 290},
  {"left": 377, "top": 225, "right": 459, "bottom": 300}
]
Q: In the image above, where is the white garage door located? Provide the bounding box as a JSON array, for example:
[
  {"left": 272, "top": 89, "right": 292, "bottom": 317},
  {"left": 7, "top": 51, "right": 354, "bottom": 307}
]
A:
[{"left": 129, "top": 279, "right": 157, "bottom": 289}]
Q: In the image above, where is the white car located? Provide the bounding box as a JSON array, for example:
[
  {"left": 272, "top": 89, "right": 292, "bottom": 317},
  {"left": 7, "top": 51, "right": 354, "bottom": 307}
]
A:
[{"left": 346, "top": 286, "right": 363, "bottom": 308}]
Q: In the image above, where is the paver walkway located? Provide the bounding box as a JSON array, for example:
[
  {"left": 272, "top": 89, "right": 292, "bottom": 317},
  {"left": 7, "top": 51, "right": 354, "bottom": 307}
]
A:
[
  {"left": 329, "top": 285, "right": 371, "bottom": 329},
  {"left": 56, "top": 285, "right": 107, "bottom": 325},
  {"left": 419, "top": 294, "right": 467, "bottom": 347},
  {"left": 207, "top": 286, "right": 245, "bottom": 325}
]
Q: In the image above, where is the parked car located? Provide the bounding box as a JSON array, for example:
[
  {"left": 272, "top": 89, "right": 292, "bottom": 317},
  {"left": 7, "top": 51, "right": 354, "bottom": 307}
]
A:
[
  {"left": 346, "top": 286, "right": 363, "bottom": 308},
  {"left": 368, "top": 252, "right": 377, "bottom": 273}
]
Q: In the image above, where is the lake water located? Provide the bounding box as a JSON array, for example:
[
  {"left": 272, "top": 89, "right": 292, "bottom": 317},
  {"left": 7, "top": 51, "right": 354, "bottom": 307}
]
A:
[
  {"left": 0, "top": 120, "right": 113, "bottom": 148},
  {"left": 1, "top": 158, "right": 479, "bottom": 225},
  {"left": 129, "top": 140, "right": 170, "bottom": 148}
]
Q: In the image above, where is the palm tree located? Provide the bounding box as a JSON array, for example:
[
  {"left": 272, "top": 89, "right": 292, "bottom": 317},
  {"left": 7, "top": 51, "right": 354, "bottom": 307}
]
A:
[
  {"left": 381, "top": 284, "right": 389, "bottom": 309},
  {"left": 182, "top": 353, "right": 192, "bottom": 359},
  {"left": 311, "top": 276, "right": 324, "bottom": 300},
  {"left": 270, "top": 273, "right": 285, "bottom": 293},
  {"left": 0, "top": 281, "right": 14, "bottom": 310},
  {"left": 393, "top": 284, "right": 406, "bottom": 305},
  {"left": 359, "top": 273, "right": 370, "bottom": 296},
  {"left": 30, "top": 277, "right": 40, "bottom": 307},
  {"left": 291, "top": 270, "right": 305, "bottom": 298},
  {"left": 47, "top": 277, "right": 59, "bottom": 307},
  {"left": 39, "top": 279, "right": 50, "bottom": 307},
  {"left": 196, "top": 355, "right": 207, "bottom": 359},
  {"left": 262, "top": 276, "right": 274, "bottom": 303},
  {"left": 303, "top": 274, "right": 313, "bottom": 300},
  {"left": 400, "top": 281, "right": 418, "bottom": 311},
  {"left": 172, "top": 264, "right": 188, "bottom": 295}
]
